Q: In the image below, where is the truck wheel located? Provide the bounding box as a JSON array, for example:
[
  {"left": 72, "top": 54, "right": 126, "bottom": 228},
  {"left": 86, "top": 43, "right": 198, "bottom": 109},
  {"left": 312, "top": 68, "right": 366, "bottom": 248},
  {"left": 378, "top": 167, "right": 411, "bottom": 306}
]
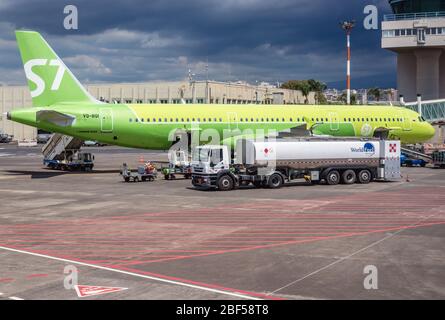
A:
[
  {"left": 218, "top": 175, "right": 234, "bottom": 191},
  {"left": 141, "top": 176, "right": 147, "bottom": 182},
  {"left": 124, "top": 177, "right": 130, "bottom": 182},
  {"left": 268, "top": 174, "right": 283, "bottom": 189},
  {"left": 341, "top": 170, "right": 356, "bottom": 185},
  {"left": 357, "top": 169, "right": 372, "bottom": 184},
  {"left": 326, "top": 170, "right": 340, "bottom": 185}
]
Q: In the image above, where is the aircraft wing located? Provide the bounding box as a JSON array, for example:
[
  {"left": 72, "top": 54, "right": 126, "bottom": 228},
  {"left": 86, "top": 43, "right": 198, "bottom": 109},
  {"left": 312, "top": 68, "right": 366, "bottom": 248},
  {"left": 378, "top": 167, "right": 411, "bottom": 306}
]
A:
[
  {"left": 277, "top": 123, "right": 311, "bottom": 138},
  {"left": 36, "top": 110, "right": 76, "bottom": 127}
]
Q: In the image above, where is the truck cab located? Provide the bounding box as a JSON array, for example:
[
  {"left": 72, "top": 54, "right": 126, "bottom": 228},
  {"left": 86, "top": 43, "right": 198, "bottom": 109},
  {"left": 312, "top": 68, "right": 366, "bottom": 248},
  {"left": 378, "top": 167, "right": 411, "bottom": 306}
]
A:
[
  {"left": 191, "top": 145, "right": 230, "bottom": 174},
  {"left": 191, "top": 145, "right": 234, "bottom": 189}
]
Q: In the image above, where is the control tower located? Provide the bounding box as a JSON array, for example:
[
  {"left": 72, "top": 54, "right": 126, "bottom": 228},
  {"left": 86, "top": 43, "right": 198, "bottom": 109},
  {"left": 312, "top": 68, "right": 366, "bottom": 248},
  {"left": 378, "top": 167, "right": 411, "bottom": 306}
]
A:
[{"left": 382, "top": 0, "right": 445, "bottom": 101}]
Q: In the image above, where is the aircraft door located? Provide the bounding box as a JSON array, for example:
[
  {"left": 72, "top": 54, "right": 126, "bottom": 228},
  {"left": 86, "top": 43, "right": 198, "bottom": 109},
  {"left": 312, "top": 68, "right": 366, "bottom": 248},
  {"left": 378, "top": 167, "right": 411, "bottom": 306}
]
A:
[
  {"left": 226, "top": 112, "right": 238, "bottom": 131},
  {"left": 100, "top": 108, "right": 114, "bottom": 132},
  {"left": 402, "top": 115, "right": 412, "bottom": 131},
  {"left": 329, "top": 112, "right": 339, "bottom": 131}
]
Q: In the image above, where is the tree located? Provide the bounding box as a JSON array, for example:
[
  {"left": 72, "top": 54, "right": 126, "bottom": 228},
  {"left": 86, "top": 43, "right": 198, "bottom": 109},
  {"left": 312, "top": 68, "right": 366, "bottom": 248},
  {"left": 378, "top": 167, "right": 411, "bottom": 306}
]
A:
[
  {"left": 338, "top": 92, "right": 357, "bottom": 105},
  {"left": 367, "top": 87, "right": 381, "bottom": 102},
  {"left": 281, "top": 79, "right": 327, "bottom": 104},
  {"left": 308, "top": 79, "right": 328, "bottom": 104}
]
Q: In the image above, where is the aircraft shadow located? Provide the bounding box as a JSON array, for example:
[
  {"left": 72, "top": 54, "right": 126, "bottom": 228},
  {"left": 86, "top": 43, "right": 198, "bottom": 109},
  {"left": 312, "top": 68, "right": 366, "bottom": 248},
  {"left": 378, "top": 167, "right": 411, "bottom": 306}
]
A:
[{"left": 3, "top": 169, "right": 120, "bottom": 179}]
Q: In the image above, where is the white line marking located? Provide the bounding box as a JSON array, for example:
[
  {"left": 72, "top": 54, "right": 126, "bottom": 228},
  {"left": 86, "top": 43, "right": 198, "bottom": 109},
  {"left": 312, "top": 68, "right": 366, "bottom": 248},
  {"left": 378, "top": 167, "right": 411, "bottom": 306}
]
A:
[
  {"left": 0, "top": 292, "right": 3, "bottom": 295},
  {"left": 0, "top": 246, "right": 261, "bottom": 300},
  {"left": 271, "top": 214, "right": 438, "bottom": 294},
  {"left": 9, "top": 297, "right": 24, "bottom": 300}
]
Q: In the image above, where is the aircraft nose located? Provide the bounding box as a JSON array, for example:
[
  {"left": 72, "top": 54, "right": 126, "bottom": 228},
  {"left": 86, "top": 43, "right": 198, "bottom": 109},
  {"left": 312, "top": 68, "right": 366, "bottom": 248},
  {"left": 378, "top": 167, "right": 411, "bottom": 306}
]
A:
[{"left": 425, "top": 123, "right": 436, "bottom": 140}]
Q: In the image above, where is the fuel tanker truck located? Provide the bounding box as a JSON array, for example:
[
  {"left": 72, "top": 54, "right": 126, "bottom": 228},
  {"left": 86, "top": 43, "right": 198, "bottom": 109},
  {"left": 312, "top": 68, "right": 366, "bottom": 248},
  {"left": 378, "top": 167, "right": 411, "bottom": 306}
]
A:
[{"left": 191, "top": 138, "right": 401, "bottom": 191}]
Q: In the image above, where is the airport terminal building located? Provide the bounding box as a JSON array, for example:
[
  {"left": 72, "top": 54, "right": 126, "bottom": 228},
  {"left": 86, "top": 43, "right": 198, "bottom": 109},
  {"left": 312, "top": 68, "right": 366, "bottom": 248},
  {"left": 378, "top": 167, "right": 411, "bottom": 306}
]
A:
[
  {"left": 0, "top": 81, "right": 312, "bottom": 141},
  {"left": 382, "top": 0, "right": 445, "bottom": 101}
]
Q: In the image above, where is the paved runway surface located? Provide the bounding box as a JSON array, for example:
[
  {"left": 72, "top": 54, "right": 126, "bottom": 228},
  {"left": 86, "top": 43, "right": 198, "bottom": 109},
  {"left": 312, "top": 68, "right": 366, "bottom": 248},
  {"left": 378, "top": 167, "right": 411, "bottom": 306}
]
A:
[{"left": 0, "top": 144, "right": 444, "bottom": 300}]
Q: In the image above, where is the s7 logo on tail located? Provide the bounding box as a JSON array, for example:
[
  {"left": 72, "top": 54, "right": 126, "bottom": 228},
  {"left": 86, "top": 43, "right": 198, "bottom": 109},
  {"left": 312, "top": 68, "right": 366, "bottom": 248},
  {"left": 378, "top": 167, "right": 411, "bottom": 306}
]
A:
[{"left": 24, "top": 59, "right": 66, "bottom": 97}]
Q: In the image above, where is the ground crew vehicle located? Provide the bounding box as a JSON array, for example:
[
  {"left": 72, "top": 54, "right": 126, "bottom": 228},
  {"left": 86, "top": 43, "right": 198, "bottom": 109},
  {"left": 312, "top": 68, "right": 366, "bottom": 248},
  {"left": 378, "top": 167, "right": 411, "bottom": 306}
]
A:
[
  {"left": 191, "top": 138, "right": 401, "bottom": 191},
  {"left": 120, "top": 162, "right": 157, "bottom": 182},
  {"left": 432, "top": 151, "right": 445, "bottom": 168},
  {"left": 162, "top": 150, "right": 192, "bottom": 180},
  {"left": 44, "top": 151, "right": 94, "bottom": 171},
  {"left": 400, "top": 153, "right": 427, "bottom": 167},
  {"left": 0, "top": 132, "right": 13, "bottom": 143}
]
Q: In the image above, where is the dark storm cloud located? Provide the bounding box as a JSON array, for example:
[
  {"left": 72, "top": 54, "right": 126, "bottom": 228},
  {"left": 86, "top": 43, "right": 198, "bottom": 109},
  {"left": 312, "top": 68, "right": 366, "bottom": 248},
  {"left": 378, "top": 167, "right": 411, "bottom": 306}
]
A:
[{"left": 0, "top": 0, "right": 395, "bottom": 88}]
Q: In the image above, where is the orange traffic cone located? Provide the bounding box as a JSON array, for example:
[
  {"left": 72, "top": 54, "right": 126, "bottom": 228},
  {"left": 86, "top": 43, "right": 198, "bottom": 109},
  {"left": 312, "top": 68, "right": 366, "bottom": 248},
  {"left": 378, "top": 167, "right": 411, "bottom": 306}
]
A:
[{"left": 139, "top": 155, "right": 144, "bottom": 164}]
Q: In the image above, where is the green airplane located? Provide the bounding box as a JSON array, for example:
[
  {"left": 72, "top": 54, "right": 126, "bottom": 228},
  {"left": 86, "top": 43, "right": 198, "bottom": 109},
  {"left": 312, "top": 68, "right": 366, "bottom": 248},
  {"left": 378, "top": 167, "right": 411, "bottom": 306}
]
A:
[{"left": 6, "top": 30, "right": 435, "bottom": 150}]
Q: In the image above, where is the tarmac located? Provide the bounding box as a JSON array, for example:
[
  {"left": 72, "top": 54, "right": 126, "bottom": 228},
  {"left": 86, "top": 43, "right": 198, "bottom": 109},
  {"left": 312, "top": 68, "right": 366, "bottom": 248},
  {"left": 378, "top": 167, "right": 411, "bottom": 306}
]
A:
[{"left": 0, "top": 144, "right": 444, "bottom": 300}]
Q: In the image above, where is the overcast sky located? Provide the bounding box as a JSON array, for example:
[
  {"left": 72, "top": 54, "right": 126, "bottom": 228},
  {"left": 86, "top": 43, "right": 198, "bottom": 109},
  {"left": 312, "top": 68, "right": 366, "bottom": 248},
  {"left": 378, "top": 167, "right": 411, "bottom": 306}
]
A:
[{"left": 0, "top": 0, "right": 395, "bottom": 88}]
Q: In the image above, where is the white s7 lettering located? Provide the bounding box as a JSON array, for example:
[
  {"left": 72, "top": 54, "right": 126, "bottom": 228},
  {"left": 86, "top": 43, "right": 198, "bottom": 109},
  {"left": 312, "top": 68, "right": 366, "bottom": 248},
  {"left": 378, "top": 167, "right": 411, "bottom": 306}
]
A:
[{"left": 24, "top": 59, "right": 66, "bottom": 97}]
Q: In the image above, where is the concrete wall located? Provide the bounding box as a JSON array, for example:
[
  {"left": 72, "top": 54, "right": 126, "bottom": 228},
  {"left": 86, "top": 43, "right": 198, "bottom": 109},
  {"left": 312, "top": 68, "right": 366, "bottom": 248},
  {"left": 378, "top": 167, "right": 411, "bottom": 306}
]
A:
[
  {"left": 0, "top": 86, "right": 36, "bottom": 141},
  {"left": 382, "top": 17, "right": 445, "bottom": 101}
]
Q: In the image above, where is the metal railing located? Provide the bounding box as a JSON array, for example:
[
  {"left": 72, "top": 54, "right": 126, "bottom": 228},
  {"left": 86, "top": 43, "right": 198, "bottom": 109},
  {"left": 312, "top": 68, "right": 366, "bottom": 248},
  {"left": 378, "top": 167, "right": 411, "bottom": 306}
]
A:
[
  {"left": 384, "top": 11, "right": 445, "bottom": 21},
  {"left": 404, "top": 98, "right": 445, "bottom": 123}
]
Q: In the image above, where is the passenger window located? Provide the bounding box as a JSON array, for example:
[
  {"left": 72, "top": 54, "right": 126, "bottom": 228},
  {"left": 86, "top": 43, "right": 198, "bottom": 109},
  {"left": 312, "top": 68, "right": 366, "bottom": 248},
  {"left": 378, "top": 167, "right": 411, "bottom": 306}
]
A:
[
  {"left": 141, "top": 118, "right": 144, "bottom": 122},
  {"left": 290, "top": 118, "right": 293, "bottom": 122},
  {"left": 135, "top": 118, "right": 138, "bottom": 122},
  {"left": 129, "top": 118, "right": 133, "bottom": 122},
  {"left": 147, "top": 118, "right": 150, "bottom": 122},
  {"left": 159, "top": 118, "right": 162, "bottom": 122}
]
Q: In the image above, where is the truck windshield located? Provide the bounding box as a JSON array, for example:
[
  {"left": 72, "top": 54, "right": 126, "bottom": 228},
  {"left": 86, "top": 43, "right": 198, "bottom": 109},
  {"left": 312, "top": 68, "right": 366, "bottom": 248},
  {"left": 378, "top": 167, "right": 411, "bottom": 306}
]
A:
[{"left": 192, "top": 148, "right": 210, "bottom": 162}]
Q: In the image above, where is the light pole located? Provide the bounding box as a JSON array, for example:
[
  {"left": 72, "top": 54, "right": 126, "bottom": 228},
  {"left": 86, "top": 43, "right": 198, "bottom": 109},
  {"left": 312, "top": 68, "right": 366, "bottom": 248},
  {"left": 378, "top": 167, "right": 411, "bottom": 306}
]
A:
[{"left": 340, "top": 20, "right": 355, "bottom": 105}]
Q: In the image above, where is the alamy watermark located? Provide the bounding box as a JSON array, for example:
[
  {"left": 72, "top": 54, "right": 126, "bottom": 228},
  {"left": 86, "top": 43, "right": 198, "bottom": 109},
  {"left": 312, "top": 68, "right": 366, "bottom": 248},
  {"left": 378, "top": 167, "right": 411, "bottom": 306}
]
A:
[
  {"left": 63, "top": 5, "right": 78, "bottom": 30},
  {"left": 363, "top": 265, "right": 378, "bottom": 290}
]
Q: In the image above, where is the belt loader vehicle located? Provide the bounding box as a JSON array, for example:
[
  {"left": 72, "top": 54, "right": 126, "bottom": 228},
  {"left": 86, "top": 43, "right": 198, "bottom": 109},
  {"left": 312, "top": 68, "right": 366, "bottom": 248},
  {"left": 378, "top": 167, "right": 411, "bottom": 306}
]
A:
[
  {"left": 44, "top": 150, "right": 94, "bottom": 171},
  {"left": 161, "top": 150, "right": 192, "bottom": 180},
  {"left": 191, "top": 138, "right": 401, "bottom": 191}
]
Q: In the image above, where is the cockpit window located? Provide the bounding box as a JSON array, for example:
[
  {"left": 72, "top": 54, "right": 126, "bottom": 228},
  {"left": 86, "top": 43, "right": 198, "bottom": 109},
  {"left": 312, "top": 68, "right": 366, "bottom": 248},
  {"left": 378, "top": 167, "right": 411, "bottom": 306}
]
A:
[{"left": 418, "top": 116, "right": 426, "bottom": 122}]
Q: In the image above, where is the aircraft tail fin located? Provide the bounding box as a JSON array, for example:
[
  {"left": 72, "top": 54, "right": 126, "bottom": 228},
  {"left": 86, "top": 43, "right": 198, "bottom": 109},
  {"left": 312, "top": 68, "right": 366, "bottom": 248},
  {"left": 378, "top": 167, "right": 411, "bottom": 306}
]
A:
[{"left": 15, "top": 30, "right": 99, "bottom": 107}]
